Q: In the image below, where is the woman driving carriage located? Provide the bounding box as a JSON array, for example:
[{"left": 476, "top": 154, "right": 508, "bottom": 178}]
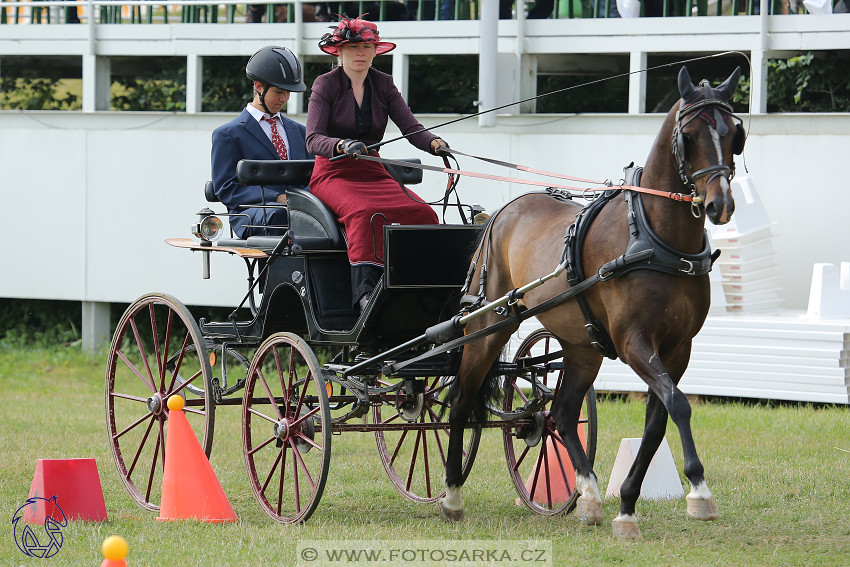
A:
[{"left": 306, "top": 15, "right": 449, "bottom": 311}]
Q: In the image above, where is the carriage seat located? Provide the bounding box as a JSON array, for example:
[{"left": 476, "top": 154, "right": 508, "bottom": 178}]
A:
[
  {"left": 218, "top": 158, "right": 423, "bottom": 252},
  {"left": 287, "top": 188, "right": 345, "bottom": 251}
]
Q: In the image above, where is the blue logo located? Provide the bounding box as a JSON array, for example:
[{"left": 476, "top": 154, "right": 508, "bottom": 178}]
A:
[{"left": 11, "top": 496, "right": 67, "bottom": 558}]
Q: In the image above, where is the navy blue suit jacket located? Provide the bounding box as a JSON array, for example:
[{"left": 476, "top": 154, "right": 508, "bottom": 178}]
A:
[{"left": 211, "top": 107, "right": 312, "bottom": 237}]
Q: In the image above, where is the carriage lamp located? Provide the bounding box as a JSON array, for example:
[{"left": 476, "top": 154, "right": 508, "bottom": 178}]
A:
[
  {"left": 191, "top": 208, "right": 224, "bottom": 243},
  {"left": 470, "top": 204, "right": 489, "bottom": 225},
  {"left": 191, "top": 208, "right": 223, "bottom": 280}
]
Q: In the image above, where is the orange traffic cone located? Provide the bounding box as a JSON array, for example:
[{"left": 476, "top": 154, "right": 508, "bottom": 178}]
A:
[
  {"left": 157, "top": 396, "right": 237, "bottom": 523},
  {"left": 517, "top": 418, "right": 586, "bottom": 506},
  {"left": 100, "top": 535, "right": 128, "bottom": 567}
]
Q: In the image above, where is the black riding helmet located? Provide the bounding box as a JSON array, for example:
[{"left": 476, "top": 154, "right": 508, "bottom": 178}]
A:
[{"left": 246, "top": 46, "right": 306, "bottom": 115}]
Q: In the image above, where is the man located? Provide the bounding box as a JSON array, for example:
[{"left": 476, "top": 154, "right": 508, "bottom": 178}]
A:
[{"left": 211, "top": 46, "right": 312, "bottom": 238}]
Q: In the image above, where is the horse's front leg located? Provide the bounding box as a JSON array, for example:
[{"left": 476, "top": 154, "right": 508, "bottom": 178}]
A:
[{"left": 617, "top": 341, "right": 717, "bottom": 537}]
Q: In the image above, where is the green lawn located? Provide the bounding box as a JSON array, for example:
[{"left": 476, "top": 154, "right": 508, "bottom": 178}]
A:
[{"left": 1, "top": 347, "right": 849, "bottom": 566}]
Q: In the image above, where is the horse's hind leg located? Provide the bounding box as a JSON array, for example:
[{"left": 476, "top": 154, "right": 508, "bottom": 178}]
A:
[
  {"left": 438, "top": 329, "right": 513, "bottom": 522},
  {"left": 549, "top": 348, "right": 604, "bottom": 525}
]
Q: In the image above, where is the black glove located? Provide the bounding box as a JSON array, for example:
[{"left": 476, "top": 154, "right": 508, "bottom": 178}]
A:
[
  {"left": 339, "top": 139, "right": 367, "bottom": 157},
  {"left": 431, "top": 138, "right": 450, "bottom": 155}
]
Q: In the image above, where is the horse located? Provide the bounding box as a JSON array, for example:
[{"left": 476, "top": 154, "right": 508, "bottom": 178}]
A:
[{"left": 437, "top": 66, "right": 746, "bottom": 538}]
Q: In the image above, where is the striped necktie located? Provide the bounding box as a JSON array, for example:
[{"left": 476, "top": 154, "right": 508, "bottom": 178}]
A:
[{"left": 263, "top": 116, "right": 288, "bottom": 160}]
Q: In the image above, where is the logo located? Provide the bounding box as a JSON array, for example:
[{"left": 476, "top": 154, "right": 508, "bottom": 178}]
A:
[{"left": 11, "top": 496, "right": 67, "bottom": 559}]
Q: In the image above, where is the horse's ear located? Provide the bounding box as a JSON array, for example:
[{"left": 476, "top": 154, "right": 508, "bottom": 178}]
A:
[
  {"left": 714, "top": 66, "right": 742, "bottom": 101},
  {"left": 678, "top": 66, "right": 699, "bottom": 103},
  {"left": 733, "top": 123, "right": 746, "bottom": 155}
]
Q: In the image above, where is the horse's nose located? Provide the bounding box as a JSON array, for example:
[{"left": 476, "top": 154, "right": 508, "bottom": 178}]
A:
[{"left": 705, "top": 195, "right": 735, "bottom": 225}]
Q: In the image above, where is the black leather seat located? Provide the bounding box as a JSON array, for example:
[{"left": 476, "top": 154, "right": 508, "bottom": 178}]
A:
[{"left": 287, "top": 188, "right": 345, "bottom": 251}]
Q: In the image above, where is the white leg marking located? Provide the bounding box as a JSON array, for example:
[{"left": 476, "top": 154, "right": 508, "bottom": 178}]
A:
[
  {"left": 576, "top": 474, "right": 601, "bottom": 502},
  {"left": 437, "top": 483, "right": 466, "bottom": 522},
  {"left": 442, "top": 485, "right": 464, "bottom": 510},
  {"left": 688, "top": 481, "right": 712, "bottom": 500},
  {"left": 575, "top": 474, "right": 603, "bottom": 525}
]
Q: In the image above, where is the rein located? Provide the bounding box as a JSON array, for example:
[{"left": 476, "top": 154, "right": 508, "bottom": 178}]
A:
[{"left": 349, "top": 152, "right": 697, "bottom": 203}]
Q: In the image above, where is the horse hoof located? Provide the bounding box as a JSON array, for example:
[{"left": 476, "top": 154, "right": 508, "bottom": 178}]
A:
[
  {"left": 576, "top": 498, "right": 603, "bottom": 525},
  {"left": 437, "top": 499, "right": 464, "bottom": 522},
  {"left": 686, "top": 495, "right": 718, "bottom": 521},
  {"left": 612, "top": 514, "right": 641, "bottom": 539}
]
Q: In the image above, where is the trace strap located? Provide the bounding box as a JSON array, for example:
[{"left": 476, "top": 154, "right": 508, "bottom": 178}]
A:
[
  {"left": 347, "top": 153, "right": 696, "bottom": 203},
  {"left": 381, "top": 247, "right": 655, "bottom": 376}
]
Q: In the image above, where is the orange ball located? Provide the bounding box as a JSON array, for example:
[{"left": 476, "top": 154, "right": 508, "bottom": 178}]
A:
[
  {"left": 102, "top": 535, "right": 128, "bottom": 560},
  {"left": 167, "top": 395, "right": 185, "bottom": 411}
]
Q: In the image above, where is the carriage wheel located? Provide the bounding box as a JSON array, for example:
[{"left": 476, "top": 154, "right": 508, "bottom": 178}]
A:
[
  {"left": 242, "top": 332, "right": 331, "bottom": 524},
  {"left": 503, "top": 328, "right": 597, "bottom": 515},
  {"left": 374, "top": 376, "right": 481, "bottom": 503},
  {"left": 105, "top": 293, "right": 214, "bottom": 511}
]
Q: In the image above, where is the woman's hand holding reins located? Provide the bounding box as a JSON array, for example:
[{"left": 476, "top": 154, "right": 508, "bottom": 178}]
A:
[
  {"left": 431, "top": 138, "right": 450, "bottom": 155},
  {"left": 337, "top": 139, "right": 368, "bottom": 157}
]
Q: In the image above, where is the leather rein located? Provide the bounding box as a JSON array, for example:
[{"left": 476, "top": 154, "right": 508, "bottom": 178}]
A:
[
  {"left": 349, "top": 151, "right": 696, "bottom": 204},
  {"left": 347, "top": 97, "right": 740, "bottom": 217}
]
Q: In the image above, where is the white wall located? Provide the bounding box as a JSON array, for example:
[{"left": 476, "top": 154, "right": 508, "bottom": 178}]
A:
[{"left": 1, "top": 110, "right": 847, "bottom": 310}]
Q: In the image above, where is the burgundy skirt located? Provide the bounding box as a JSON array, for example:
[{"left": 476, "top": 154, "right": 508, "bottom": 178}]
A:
[{"left": 309, "top": 155, "right": 438, "bottom": 266}]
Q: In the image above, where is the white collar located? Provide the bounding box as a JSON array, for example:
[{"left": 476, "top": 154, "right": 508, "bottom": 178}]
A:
[{"left": 246, "top": 103, "right": 280, "bottom": 123}]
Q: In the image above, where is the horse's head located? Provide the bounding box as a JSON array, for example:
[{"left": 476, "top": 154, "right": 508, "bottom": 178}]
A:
[{"left": 673, "top": 66, "right": 746, "bottom": 225}]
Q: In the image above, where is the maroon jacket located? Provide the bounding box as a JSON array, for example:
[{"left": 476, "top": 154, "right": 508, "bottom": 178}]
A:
[{"left": 306, "top": 66, "right": 438, "bottom": 157}]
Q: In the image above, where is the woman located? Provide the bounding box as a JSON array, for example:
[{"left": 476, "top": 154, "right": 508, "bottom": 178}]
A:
[{"left": 306, "top": 15, "right": 449, "bottom": 311}]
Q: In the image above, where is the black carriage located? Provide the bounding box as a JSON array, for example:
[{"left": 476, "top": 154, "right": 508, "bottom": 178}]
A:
[{"left": 105, "top": 159, "right": 598, "bottom": 523}]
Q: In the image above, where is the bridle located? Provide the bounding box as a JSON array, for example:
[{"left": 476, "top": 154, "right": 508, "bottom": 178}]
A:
[{"left": 671, "top": 93, "right": 741, "bottom": 218}]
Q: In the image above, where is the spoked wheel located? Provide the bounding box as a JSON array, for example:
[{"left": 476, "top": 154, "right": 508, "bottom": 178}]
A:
[
  {"left": 242, "top": 332, "right": 331, "bottom": 524},
  {"left": 374, "top": 376, "right": 481, "bottom": 503},
  {"left": 105, "top": 293, "right": 214, "bottom": 511},
  {"left": 503, "top": 328, "right": 597, "bottom": 515}
]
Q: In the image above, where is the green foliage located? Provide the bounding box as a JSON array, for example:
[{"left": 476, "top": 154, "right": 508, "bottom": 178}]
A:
[
  {"left": 536, "top": 74, "right": 628, "bottom": 113},
  {"left": 111, "top": 57, "right": 187, "bottom": 111},
  {"left": 3, "top": 51, "right": 850, "bottom": 113},
  {"left": 202, "top": 56, "right": 250, "bottom": 113},
  {"left": 766, "top": 51, "right": 850, "bottom": 112},
  {"left": 0, "top": 299, "right": 81, "bottom": 349},
  {"left": 0, "top": 67, "right": 80, "bottom": 110},
  {"left": 407, "top": 55, "right": 478, "bottom": 114}
]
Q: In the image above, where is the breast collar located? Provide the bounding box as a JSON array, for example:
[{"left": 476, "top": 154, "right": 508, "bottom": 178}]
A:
[{"left": 619, "top": 166, "right": 715, "bottom": 278}]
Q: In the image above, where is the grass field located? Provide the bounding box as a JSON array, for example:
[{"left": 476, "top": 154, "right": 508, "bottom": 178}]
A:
[{"left": 1, "top": 346, "right": 849, "bottom": 566}]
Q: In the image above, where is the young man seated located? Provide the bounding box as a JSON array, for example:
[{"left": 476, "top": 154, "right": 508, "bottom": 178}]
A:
[{"left": 211, "top": 46, "right": 313, "bottom": 239}]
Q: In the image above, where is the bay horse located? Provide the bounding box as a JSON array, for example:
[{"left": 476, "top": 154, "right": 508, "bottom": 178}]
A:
[{"left": 438, "top": 66, "right": 745, "bottom": 538}]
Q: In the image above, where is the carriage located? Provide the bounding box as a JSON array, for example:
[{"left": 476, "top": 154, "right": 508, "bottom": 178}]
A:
[
  {"left": 105, "top": 156, "right": 598, "bottom": 524},
  {"left": 106, "top": 65, "right": 745, "bottom": 534}
]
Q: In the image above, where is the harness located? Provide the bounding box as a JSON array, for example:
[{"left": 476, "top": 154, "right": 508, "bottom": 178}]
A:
[{"left": 563, "top": 166, "right": 717, "bottom": 358}]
